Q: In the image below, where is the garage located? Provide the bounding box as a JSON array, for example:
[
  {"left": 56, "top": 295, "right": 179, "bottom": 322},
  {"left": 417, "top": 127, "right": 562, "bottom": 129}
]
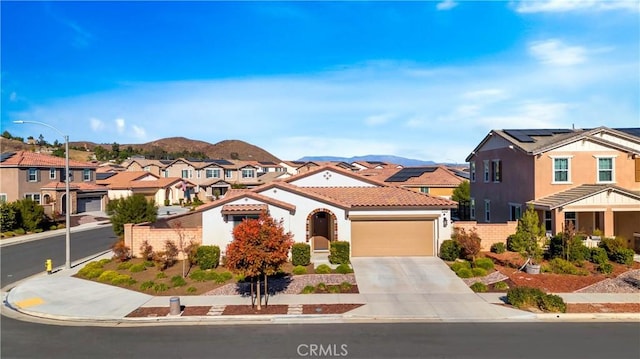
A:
[
  {"left": 77, "top": 196, "right": 103, "bottom": 213},
  {"left": 350, "top": 218, "right": 435, "bottom": 257}
]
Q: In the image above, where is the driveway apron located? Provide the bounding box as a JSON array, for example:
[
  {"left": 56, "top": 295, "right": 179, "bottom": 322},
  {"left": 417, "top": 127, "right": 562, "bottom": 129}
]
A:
[{"left": 349, "top": 257, "right": 533, "bottom": 320}]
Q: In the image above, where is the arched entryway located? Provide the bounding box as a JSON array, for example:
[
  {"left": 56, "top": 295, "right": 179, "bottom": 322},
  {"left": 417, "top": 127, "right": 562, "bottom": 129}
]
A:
[{"left": 306, "top": 209, "right": 338, "bottom": 251}]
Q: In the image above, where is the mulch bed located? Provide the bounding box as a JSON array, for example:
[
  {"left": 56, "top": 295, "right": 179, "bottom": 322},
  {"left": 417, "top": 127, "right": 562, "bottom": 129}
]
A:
[
  {"left": 302, "top": 304, "right": 363, "bottom": 314},
  {"left": 126, "top": 307, "right": 171, "bottom": 317},
  {"left": 567, "top": 303, "right": 640, "bottom": 313},
  {"left": 182, "top": 306, "right": 212, "bottom": 316},
  {"left": 222, "top": 305, "right": 288, "bottom": 315}
]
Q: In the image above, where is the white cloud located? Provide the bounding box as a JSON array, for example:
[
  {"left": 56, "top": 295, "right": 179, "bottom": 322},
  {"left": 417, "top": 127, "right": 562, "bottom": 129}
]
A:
[
  {"left": 529, "top": 39, "right": 587, "bottom": 66},
  {"left": 514, "top": 0, "right": 640, "bottom": 13},
  {"left": 115, "top": 118, "right": 125, "bottom": 134},
  {"left": 436, "top": 0, "right": 458, "bottom": 11},
  {"left": 132, "top": 125, "right": 147, "bottom": 140},
  {"left": 90, "top": 118, "right": 105, "bottom": 131},
  {"left": 365, "top": 113, "right": 394, "bottom": 126}
]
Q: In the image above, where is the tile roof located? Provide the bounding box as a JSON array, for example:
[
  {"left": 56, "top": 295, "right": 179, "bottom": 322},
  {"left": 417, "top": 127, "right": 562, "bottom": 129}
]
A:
[
  {"left": 302, "top": 186, "right": 457, "bottom": 208},
  {"left": 96, "top": 171, "right": 159, "bottom": 186},
  {"left": 280, "top": 164, "right": 388, "bottom": 187},
  {"left": 196, "top": 190, "right": 296, "bottom": 213},
  {"left": 529, "top": 184, "right": 640, "bottom": 209},
  {"left": 358, "top": 166, "right": 464, "bottom": 187},
  {"left": 41, "top": 181, "right": 108, "bottom": 192},
  {"left": 0, "top": 151, "right": 96, "bottom": 168},
  {"left": 221, "top": 204, "right": 268, "bottom": 214}
]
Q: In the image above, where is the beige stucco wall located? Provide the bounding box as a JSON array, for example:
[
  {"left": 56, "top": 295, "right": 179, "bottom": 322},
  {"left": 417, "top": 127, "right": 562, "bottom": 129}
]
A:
[
  {"left": 125, "top": 223, "right": 202, "bottom": 259},
  {"left": 614, "top": 211, "right": 640, "bottom": 248},
  {"left": 0, "top": 168, "right": 20, "bottom": 202},
  {"left": 453, "top": 221, "right": 518, "bottom": 251}
]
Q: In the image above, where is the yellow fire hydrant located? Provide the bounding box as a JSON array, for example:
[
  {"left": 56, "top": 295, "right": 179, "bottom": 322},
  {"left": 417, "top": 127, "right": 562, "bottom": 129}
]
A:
[{"left": 45, "top": 259, "right": 52, "bottom": 274}]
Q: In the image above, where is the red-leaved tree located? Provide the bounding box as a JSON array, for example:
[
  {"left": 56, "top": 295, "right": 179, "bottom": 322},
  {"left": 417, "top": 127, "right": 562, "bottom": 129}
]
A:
[{"left": 225, "top": 211, "right": 294, "bottom": 310}]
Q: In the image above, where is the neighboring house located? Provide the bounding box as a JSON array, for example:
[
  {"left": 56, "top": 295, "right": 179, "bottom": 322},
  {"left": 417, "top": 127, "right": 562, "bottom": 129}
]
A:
[
  {"left": 98, "top": 171, "right": 194, "bottom": 205},
  {"left": 358, "top": 166, "right": 466, "bottom": 199},
  {"left": 123, "top": 158, "right": 170, "bottom": 177},
  {"left": 198, "top": 165, "right": 457, "bottom": 258},
  {"left": 466, "top": 127, "right": 640, "bottom": 251},
  {"left": 351, "top": 161, "right": 402, "bottom": 171},
  {"left": 0, "top": 151, "right": 108, "bottom": 214}
]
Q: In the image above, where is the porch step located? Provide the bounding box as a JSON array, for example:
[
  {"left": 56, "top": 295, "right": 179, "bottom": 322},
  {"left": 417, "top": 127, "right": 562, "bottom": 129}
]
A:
[
  {"left": 287, "top": 304, "right": 303, "bottom": 315},
  {"left": 207, "top": 304, "right": 225, "bottom": 316}
]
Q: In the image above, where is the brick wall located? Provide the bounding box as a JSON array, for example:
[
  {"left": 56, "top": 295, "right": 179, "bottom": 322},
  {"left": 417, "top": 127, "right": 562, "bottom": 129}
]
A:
[
  {"left": 453, "top": 221, "right": 518, "bottom": 251},
  {"left": 124, "top": 223, "right": 202, "bottom": 259}
]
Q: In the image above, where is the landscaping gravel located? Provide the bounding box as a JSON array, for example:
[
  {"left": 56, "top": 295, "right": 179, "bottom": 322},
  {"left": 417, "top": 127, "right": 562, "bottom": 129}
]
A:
[
  {"left": 462, "top": 271, "right": 508, "bottom": 286},
  {"left": 204, "top": 274, "right": 357, "bottom": 296},
  {"left": 576, "top": 269, "right": 640, "bottom": 293}
]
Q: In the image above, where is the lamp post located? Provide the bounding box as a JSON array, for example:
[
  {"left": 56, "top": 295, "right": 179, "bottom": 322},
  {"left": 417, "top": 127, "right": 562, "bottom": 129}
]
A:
[{"left": 14, "top": 120, "right": 72, "bottom": 269}]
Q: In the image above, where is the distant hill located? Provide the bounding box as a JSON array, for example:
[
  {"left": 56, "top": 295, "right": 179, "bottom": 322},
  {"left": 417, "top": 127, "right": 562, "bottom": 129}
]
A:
[
  {"left": 298, "top": 155, "right": 437, "bottom": 167},
  {"left": 69, "top": 137, "right": 281, "bottom": 163},
  {"left": 1, "top": 137, "right": 97, "bottom": 162}
]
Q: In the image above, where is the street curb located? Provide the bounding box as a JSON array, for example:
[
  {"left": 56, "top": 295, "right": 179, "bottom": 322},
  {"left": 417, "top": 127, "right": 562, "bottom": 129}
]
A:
[
  {"left": 536, "top": 313, "right": 640, "bottom": 321},
  {"left": 0, "top": 221, "right": 112, "bottom": 248}
]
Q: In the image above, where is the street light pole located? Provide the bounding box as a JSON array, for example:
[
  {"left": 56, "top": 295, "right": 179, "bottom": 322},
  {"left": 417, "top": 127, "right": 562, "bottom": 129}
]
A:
[{"left": 14, "top": 120, "right": 72, "bottom": 269}]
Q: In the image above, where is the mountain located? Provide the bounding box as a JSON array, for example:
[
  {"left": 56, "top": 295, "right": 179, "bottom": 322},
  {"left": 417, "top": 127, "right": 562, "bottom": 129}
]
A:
[
  {"left": 69, "top": 137, "right": 281, "bottom": 163},
  {"left": 298, "top": 155, "right": 437, "bottom": 167}
]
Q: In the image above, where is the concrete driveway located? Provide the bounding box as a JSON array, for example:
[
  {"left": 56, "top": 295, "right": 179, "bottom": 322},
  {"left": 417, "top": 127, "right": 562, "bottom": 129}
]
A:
[{"left": 348, "top": 257, "right": 534, "bottom": 321}]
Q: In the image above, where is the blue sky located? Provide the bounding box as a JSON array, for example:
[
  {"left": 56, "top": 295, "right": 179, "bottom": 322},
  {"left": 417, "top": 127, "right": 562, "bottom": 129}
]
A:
[{"left": 2, "top": 1, "right": 639, "bottom": 162}]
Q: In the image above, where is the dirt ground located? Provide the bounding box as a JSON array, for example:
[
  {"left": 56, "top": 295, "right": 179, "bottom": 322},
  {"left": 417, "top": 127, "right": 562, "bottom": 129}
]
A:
[{"left": 125, "top": 304, "right": 363, "bottom": 317}]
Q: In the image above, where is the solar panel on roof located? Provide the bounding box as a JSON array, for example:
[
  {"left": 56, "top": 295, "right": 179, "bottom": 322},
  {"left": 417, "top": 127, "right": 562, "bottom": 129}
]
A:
[
  {"left": 503, "top": 130, "right": 535, "bottom": 143},
  {"left": 0, "top": 152, "right": 16, "bottom": 162},
  {"left": 211, "top": 159, "right": 233, "bottom": 165},
  {"left": 386, "top": 167, "right": 437, "bottom": 182},
  {"left": 96, "top": 172, "right": 116, "bottom": 180},
  {"left": 615, "top": 128, "right": 640, "bottom": 138},
  {"left": 259, "top": 161, "right": 276, "bottom": 165}
]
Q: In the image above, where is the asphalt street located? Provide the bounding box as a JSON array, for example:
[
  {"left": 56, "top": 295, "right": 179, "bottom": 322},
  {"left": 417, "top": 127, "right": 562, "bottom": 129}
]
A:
[{"left": 1, "top": 225, "right": 116, "bottom": 287}]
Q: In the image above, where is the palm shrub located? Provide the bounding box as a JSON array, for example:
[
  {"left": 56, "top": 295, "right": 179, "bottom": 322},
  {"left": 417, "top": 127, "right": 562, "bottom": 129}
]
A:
[
  {"left": 292, "top": 243, "right": 311, "bottom": 266},
  {"left": 195, "top": 245, "right": 220, "bottom": 270},
  {"left": 328, "top": 241, "right": 350, "bottom": 265},
  {"left": 439, "top": 240, "right": 461, "bottom": 261}
]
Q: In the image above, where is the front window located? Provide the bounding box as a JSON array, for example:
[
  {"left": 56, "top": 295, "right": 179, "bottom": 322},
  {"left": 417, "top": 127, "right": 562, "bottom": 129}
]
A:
[
  {"left": 492, "top": 160, "right": 502, "bottom": 182},
  {"left": 509, "top": 204, "right": 522, "bottom": 221},
  {"left": 470, "top": 162, "right": 476, "bottom": 182},
  {"left": 225, "top": 169, "right": 233, "bottom": 178},
  {"left": 25, "top": 193, "right": 41, "bottom": 203},
  {"left": 597, "top": 157, "right": 614, "bottom": 183},
  {"left": 241, "top": 169, "right": 255, "bottom": 178},
  {"left": 232, "top": 215, "right": 259, "bottom": 228},
  {"left": 144, "top": 166, "right": 150, "bottom": 172},
  {"left": 565, "top": 212, "right": 577, "bottom": 230},
  {"left": 49, "top": 168, "right": 56, "bottom": 179},
  {"left": 553, "top": 158, "right": 570, "bottom": 183},
  {"left": 544, "top": 211, "right": 552, "bottom": 233},
  {"left": 484, "top": 200, "right": 491, "bottom": 222},
  {"left": 420, "top": 187, "right": 429, "bottom": 193},
  {"left": 470, "top": 198, "right": 476, "bottom": 220},
  {"left": 483, "top": 160, "right": 490, "bottom": 183},
  {"left": 181, "top": 169, "right": 190, "bottom": 179},
  {"left": 206, "top": 169, "right": 221, "bottom": 178},
  {"left": 0, "top": 193, "right": 7, "bottom": 203},
  {"left": 28, "top": 168, "right": 38, "bottom": 182},
  {"left": 83, "top": 169, "right": 91, "bottom": 181}
]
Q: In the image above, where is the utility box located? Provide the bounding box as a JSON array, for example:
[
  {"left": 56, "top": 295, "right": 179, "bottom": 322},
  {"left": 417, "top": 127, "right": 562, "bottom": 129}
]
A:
[{"left": 169, "top": 297, "right": 181, "bottom": 315}]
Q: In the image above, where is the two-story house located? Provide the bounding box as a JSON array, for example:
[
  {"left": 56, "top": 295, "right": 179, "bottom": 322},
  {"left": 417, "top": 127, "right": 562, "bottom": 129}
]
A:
[
  {"left": 0, "top": 151, "right": 108, "bottom": 215},
  {"left": 358, "top": 166, "right": 467, "bottom": 199},
  {"left": 466, "top": 127, "right": 640, "bottom": 250}
]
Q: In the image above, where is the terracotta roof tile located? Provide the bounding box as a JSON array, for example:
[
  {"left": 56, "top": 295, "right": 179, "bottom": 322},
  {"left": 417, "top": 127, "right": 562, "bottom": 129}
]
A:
[
  {"left": 221, "top": 204, "right": 268, "bottom": 214},
  {"left": 303, "top": 186, "right": 457, "bottom": 208},
  {"left": 0, "top": 151, "right": 96, "bottom": 168},
  {"left": 41, "top": 181, "right": 107, "bottom": 191},
  {"left": 97, "top": 171, "right": 159, "bottom": 186}
]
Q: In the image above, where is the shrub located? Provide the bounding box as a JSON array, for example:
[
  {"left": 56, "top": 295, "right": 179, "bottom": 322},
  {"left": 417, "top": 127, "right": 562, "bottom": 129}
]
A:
[
  {"left": 507, "top": 233, "right": 526, "bottom": 253},
  {"left": 129, "top": 263, "right": 146, "bottom": 273},
  {"left": 34, "top": 228, "right": 43, "bottom": 233},
  {"left": 599, "top": 237, "right": 626, "bottom": 257},
  {"left": 506, "top": 286, "right": 566, "bottom": 313},
  {"left": 195, "top": 245, "right": 220, "bottom": 270},
  {"left": 189, "top": 270, "right": 207, "bottom": 282},
  {"left": 2, "top": 231, "right": 15, "bottom": 237},
  {"left": 590, "top": 247, "right": 609, "bottom": 265},
  {"left": 339, "top": 282, "right": 353, "bottom": 292},
  {"left": 49, "top": 225, "right": 58, "bottom": 231},
  {"left": 328, "top": 241, "right": 350, "bottom": 265},
  {"left": 14, "top": 228, "right": 26, "bottom": 235},
  {"left": 474, "top": 258, "right": 495, "bottom": 271},
  {"left": 139, "top": 240, "right": 154, "bottom": 261},
  {"left": 153, "top": 283, "right": 169, "bottom": 293},
  {"left": 156, "top": 272, "right": 167, "bottom": 279},
  {"left": 97, "top": 270, "right": 119, "bottom": 283},
  {"left": 106, "top": 194, "right": 157, "bottom": 236},
  {"left": 171, "top": 275, "right": 187, "bottom": 287},
  {"left": 456, "top": 268, "right": 473, "bottom": 278},
  {"left": 494, "top": 281, "right": 509, "bottom": 291},
  {"left": 548, "top": 258, "right": 588, "bottom": 276},
  {"left": 470, "top": 282, "right": 488, "bottom": 292},
  {"left": 335, "top": 263, "right": 353, "bottom": 274},
  {"left": 187, "top": 286, "right": 197, "bottom": 293},
  {"left": 316, "top": 283, "right": 327, "bottom": 291},
  {"left": 144, "top": 260, "right": 154, "bottom": 267},
  {"left": 301, "top": 285, "right": 316, "bottom": 294},
  {"left": 117, "top": 262, "right": 133, "bottom": 270},
  {"left": 164, "top": 240, "right": 178, "bottom": 264},
  {"left": 214, "top": 272, "right": 233, "bottom": 284},
  {"left": 539, "top": 294, "right": 567, "bottom": 313},
  {"left": 450, "top": 261, "right": 471, "bottom": 273},
  {"left": 598, "top": 262, "right": 614, "bottom": 275},
  {"left": 315, "top": 264, "right": 332, "bottom": 274},
  {"left": 112, "top": 240, "right": 131, "bottom": 262},
  {"left": 292, "top": 243, "right": 311, "bottom": 266},
  {"left": 140, "top": 281, "right": 155, "bottom": 290},
  {"left": 611, "top": 248, "right": 634, "bottom": 266},
  {"left": 292, "top": 265, "right": 307, "bottom": 275},
  {"left": 471, "top": 267, "right": 488, "bottom": 277},
  {"left": 328, "top": 285, "right": 341, "bottom": 293},
  {"left": 164, "top": 199, "right": 170, "bottom": 206},
  {"left": 111, "top": 274, "right": 136, "bottom": 286},
  {"left": 98, "top": 258, "right": 112, "bottom": 266},
  {"left": 490, "top": 242, "right": 506, "bottom": 254},
  {"left": 0, "top": 202, "right": 18, "bottom": 232},
  {"left": 439, "top": 240, "right": 461, "bottom": 261},
  {"left": 454, "top": 228, "right": 482, "bottom": 261},
  {"left": 568, "top": 236, "right": 591, "bottom": 262},
  {"left": 14, "top": 198, "right": 46, "bottom": 232},
  {"left": 77, "top": 261, "right": 105, "bottom": 279}
]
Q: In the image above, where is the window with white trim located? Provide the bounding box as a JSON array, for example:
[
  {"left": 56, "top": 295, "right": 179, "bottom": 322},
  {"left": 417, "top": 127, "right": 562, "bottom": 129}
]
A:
[
  {"left": 552, "top": 157, "right": 570, "bottom": 183},
  {"left": 181, "top": 169, "right": 192, "bottom": 179},
  {"left": 470, "top": 198, "right": 476, "bottom": 220},
  {"left": 420, "top": 187, "right": 429, "bottom": 193},
  {"left": 49, "top": 168, "right": 56, "bottom": 180},
  {"left": 28, "top": 168, "right": 38, "bottom": 182},
  {"left": 0, "top": 193, "right": 7, "bottom": 203},
  {"left": 83, "top": 169, "right": 91, "bottom": 181},
  {"left": 597, "top": 157, "right": 614, "bottom": 183},
  {"left": 241, "top": 169, "right": 255, "bottom": 178},
  {"left": 509, "top": 203, "right": 522, "bottom": 221},
  {"left": 492, "top": 160, "right": 502, "bottom": 182},
  {"left": 483, "top": 160, "right": 490, "bottom": 183},
  {"left": 470, "top": 162, "right": 476, "bottom": 182},
  {"left": 206, "top": 168, "right": 221, "bottom": 178},
  {"left": 225, "top": 169, "right": 233, "bottom": 178},
  {"left": 25, "top": 193, "right": 41, "bottom": 203},
  {"left": 484, "top": 200, "right": 491, "bottom": 222}
]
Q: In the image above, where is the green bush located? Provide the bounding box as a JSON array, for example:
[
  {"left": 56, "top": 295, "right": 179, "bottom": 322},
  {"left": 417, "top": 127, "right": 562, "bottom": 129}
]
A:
[
  {"left": 156, "top": 272, "right": 167, "bottom": 279},
  {"left": 140, "top": 280, "right": 155, "bottom": 290},
  {"left": 49, "top": 225, "right": 58, "bottom": 231},
  {"left": 470, "top": 282, "right": 488, "bottom": 292},
  {"left": 34, "top": 228, "right": 43, "bottom": 233},
  {"left": 439, "top": 240, "right": 461, "bottom": 261},
  {"left": 471, "top": 267, "right": 488, "bottom": 277},
  {"left": 611, "top": 248, "right": 634, "bottom": 266},
  {"left": 78, "top": 261, "right": 106, "bottom": 279},
  {"left": 548, "top": 258, "right": 588, "bottom": 276},
  {"left": 450, "top": 261, "right": 471, "bottom": 273},
  {"left": 539, "top": 294, "right": 567, "bottom": 313},
  {"left": 316, "top": 283, "right": 327, "bottom": 291},
  {"left": 315, "top": 264, "right": 332, "bottom": 274},
  {"left": 98, "top": 258, "right": 112, "bottom": 266},
  {"left": 196, "top": 245, "right": 220, "bottom": 270},
  {"left": 129, "top": 263, "right": 146, "bottom": 273},
  {"left": 506, "top": 286, "right": 566, "bottom": 313},
  {"left": 216, "top": 272, "right": 233, "bottom": 283},
  {"left": 153, "top": 283, "right": 169, "bottom": 293},
  {"left": 111, "top": 274, "right": 136, "bottom": 286},
  {"left": 2, "top": 231, "right": 15, "bottom": 237},
  {"left": 117, "top": 262, "right": 133, "bottom": 270},
  {"left": 189, "top": 269, "right": 207, "bottom": 282},
  {"left": 599, "top": 237, "right": 626, "bottom": 258},
  {"left": 335, "top": 263, "right": 353, "bottom": 274},
  {"left": 97, "top": 270, "right": 119, "bottom": 283},
  {"left": 144, "top": 260, "right": 154, "bottom": 267},
  {"left": 328, "top": 241, "right": 350, "bottom": 265},
  {"left": 187, "top": 286, "right": 197, "bottom": 293},
  {"left": 506, "top": 233, "right": 527, "bottom": 253},
  {"left": 474, "top": 258, "right": 495, "bottom": 271},
  {"left": 14, "top": 198, "right": 46, "bottom": 232},
  {"left": 567, "top": 236, "right": 591, "bottom": 262},
  {"left": 456, "top": 268, "right": 473, "bottom": 278},
  {"left": 590, "top": 247, "right": 608, "bottom": 264},
  {"left": 292, "top": 265, "right": 307, "bottom": 275},
  {"left": 339, "top": 282, "right": 352, "bottom": 292},
  {"left": 14, "top": 228, "right": 26, "bottom": 235},
  {"left": 598, "top": 262, "right": 614, "bottom": 275},
  {"left": 171, "top": 275, "right": 187, "bottom": 287},
  {"left": 494, "top": 281, "right": 509, "bottom": 291},
  {"left": 292, "top": 243, "right": 311, "bottom": 266},
  {"left": 301, "top": 285, "right": 316, "bottom": 294},
  {"left": 0, "top": 202, "right": 18, "bottom": 232},
  {"left": 490, "top": 242, "right": 506, "bottom": 254}
]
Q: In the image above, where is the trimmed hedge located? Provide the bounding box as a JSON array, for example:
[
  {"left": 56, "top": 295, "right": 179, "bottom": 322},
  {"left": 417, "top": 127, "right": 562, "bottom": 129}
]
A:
[
  {"left": 329, "top": 241, "right": 350, "bottom": 265},
  {"left": 292, "top": 243, "right": 311, "bottom": 266},
  {"left": 439, "top": 240, "right": 461, "bottom": 261},
  {"left": 196, "top": 245, "right": 220, "bottom": 270}
]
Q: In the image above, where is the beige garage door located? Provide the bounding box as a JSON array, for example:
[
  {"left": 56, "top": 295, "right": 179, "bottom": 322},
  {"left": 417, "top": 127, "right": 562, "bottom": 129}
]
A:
[{"left": 351, "top": 219, "right": 434, "bottom": 257}]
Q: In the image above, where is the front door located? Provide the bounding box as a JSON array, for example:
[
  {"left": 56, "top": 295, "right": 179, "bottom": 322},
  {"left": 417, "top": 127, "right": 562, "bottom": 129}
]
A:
[{"left": 313, "top": 212, "right": 329, "bottom": 250}]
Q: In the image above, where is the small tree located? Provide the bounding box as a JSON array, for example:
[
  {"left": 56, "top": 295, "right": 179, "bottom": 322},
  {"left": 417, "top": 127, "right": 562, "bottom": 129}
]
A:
[
  {"left": 515, "top": 205, "right": 544, "bottom": 265},
  {"left": 454, "top": 227, "right": 481, "bottom": 262},
  {"left": 172, "top": 220, "right": 198, "bottom": 277},
  {"left": 14, "top": 198, "right": 46, "bottom": 231},
  {"left": 0, "top": 202, "right": 18, "bottom": 232},
  {"left": 451, "top": 181, "right": 470, "bottom": 203},
  {"left": 106, "top": 194, "right": 158, "bottom": 236},
  {"left": 225, "top": 211, "right": 294, "bottom": 310}
]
